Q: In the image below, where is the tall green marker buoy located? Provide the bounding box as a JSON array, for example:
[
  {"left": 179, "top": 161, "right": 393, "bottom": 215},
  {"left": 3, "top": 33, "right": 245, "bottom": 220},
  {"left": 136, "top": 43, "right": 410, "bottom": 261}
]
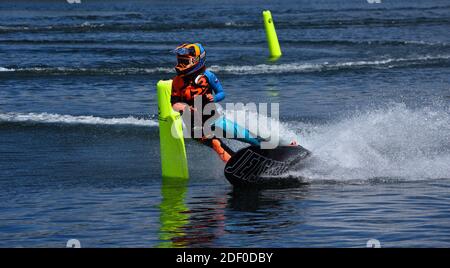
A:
[
  {"left": 263, "top": 10, "right": 282, "bottom": 60},
  {"left": 157, "top": 80, "right": 189, "bottom": 179}
]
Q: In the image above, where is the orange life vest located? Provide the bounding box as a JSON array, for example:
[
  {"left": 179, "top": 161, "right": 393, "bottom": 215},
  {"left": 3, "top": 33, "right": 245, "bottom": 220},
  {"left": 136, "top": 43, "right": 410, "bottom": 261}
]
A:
[{"left": 171, "top": 74, "right": 211, "bottom": 105}]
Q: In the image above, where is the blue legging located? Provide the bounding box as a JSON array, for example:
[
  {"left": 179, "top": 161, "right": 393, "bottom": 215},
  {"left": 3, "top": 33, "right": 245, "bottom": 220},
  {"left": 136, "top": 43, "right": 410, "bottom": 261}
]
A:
[{"left": 211, "top": 116, "right": 261, "bottom": 146}]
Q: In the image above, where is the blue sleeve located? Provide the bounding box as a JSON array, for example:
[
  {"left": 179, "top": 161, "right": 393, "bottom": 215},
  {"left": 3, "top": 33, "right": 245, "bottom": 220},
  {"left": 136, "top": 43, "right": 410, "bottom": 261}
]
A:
[{"left": 204, "top": 70, "right": 225, "bottom": 102}]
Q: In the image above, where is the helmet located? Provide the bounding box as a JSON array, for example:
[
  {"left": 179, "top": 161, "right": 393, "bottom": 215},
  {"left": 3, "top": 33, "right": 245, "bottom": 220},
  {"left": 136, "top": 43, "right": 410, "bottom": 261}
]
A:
[{"left": 173, "top": 43, "right": 206, "bottom": 76}]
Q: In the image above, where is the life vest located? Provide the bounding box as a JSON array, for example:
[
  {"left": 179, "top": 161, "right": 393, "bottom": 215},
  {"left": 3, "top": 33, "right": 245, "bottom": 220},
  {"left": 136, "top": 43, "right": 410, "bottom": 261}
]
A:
[{"left": 172, "top": 72, "right": 212, "bottom": 105}]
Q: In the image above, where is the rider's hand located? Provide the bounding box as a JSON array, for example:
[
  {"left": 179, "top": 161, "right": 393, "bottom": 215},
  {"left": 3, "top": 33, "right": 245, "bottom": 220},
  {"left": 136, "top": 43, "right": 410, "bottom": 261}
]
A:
[
  {"left": 172, "top": 102, "right": 187, "bottom": 113},
  {"left": 205, "top": 94, "right": 214, "bottom": 102}
]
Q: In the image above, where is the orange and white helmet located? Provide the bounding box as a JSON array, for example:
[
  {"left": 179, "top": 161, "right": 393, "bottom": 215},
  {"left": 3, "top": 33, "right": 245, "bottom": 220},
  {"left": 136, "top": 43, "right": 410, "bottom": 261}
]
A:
[{"left": 173, "top": 43, "right": 206, "bottom": 76}]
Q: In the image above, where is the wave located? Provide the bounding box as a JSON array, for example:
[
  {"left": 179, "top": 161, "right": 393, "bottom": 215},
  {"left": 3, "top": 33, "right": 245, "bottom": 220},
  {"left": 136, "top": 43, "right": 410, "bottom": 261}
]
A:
[
  {"left": 281, "top": 39, "right": 450, "bottom": 47},
  {"left": 290, "top": 103, "right": 450, "bottom": 182},
  {"left": 0, "top": 67, "right": 13, "bottom": 72},
  {"left": 1, "top": 15, "right": 450, "bottom": 34},
  {"left": 0, "top": 21, "right": 255, "bottom": 34},
  {"left": 210, "top": 55, "right": 450, "bottom": 75},
  {"left": 1, "top": 38, "right": 449, "bottom": 48},
  {"left": 1, "top": 103, "right": 448, "bottom": 183},
  {"left": 0, "top": 112, "right": 158, "bottom": 127},
  {"left": 0, "top": 66, "right": 173, "bottom": 75},
  {"left": 2, "top": 55, "right": 449, "bottom": 76},
  {"left": 281, "top": 4, "right": 450, "bottom": 15}
]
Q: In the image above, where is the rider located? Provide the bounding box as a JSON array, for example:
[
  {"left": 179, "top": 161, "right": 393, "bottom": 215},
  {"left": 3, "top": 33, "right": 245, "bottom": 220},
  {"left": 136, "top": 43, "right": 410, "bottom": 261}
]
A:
[{"left": 170, "top": 43, "right": 234, "bottom": 163}]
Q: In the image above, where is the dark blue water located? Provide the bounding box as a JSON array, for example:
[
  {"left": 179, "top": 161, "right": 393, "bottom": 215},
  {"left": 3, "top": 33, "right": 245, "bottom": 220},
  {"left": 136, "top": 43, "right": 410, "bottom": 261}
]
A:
[{"left": 0, "top": 0, "right": 449, "bottom": 247}]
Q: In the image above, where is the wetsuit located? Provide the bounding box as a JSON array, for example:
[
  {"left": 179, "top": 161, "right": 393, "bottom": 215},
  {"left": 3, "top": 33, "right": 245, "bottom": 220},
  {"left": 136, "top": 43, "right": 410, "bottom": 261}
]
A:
[{"left": 171, "top": 68, "right": 234, "bottom": 162}]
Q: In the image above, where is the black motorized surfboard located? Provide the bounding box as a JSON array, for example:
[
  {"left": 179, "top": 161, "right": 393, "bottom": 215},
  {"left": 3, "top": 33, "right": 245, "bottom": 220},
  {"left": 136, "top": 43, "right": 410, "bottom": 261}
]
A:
[{"left": 224, "top": 145, "right": 311, "bottom": 188}]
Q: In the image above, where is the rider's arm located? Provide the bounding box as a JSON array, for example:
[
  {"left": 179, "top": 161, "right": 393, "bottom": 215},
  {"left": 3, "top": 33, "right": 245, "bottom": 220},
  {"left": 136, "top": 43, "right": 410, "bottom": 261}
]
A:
[{"left": 204, "top": 70, "right": 225, "bottom": 102}]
